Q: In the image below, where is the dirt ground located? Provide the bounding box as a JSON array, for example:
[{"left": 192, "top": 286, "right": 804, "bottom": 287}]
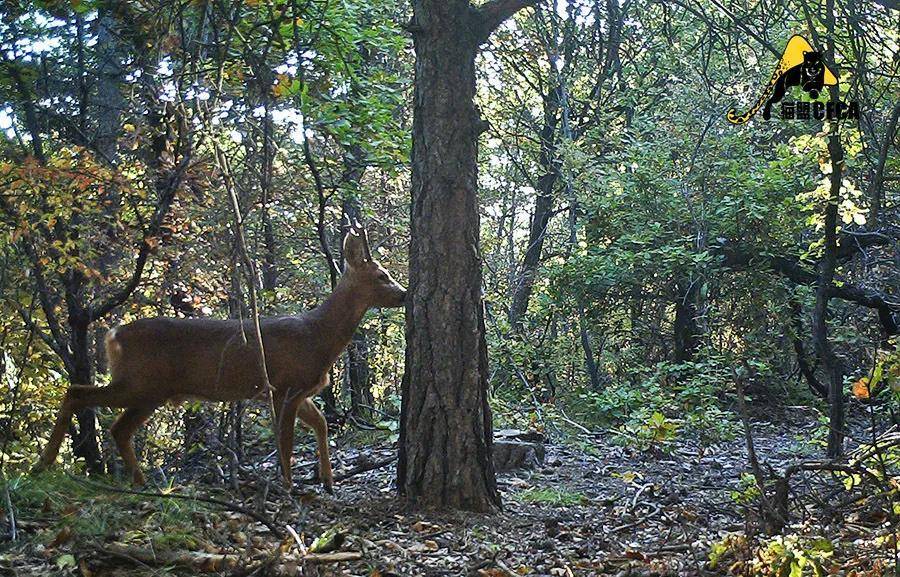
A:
[
  {"left": 291, "top": 416, "right": 809, "bottom": 576},
  {"left": 2, "top": 408, "right": 895, "bottom": 576}
]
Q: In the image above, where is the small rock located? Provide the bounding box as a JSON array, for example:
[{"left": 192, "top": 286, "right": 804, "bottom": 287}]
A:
[{"left": 493, "top": 440, "right": 546, "bottom": 472}]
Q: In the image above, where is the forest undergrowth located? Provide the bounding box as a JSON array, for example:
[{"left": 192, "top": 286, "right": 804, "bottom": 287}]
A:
[{"left": 0, "top": 399, "right": 896, "bottom": 577}]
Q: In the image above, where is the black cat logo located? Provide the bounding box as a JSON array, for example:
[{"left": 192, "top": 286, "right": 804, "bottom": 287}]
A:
[{"left": 727, "top": 35, "right": 837, "bottom": 125}]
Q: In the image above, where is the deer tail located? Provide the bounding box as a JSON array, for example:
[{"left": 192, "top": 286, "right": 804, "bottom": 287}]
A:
[{"left": 105, "top": 327, "right": 123, "bottom": 379}]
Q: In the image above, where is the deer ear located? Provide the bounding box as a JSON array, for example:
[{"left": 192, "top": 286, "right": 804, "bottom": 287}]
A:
[{"left": 344, "top": 231, "right": 367, "bottom": 267}]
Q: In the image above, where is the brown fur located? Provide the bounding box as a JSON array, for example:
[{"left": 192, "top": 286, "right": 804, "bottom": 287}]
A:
[{"left": 35, "top": 228, "right": 405, "bottom": 491}]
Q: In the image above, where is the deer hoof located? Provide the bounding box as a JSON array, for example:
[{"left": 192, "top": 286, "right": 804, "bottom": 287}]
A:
[
  {"left": 323, "top": 479, "right": 334, "bottom": 495},
  {"left": 131, "top": 471, "right": 146, "bottom": 487}
]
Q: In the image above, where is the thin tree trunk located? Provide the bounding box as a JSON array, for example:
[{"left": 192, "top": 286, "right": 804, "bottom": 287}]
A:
[
  {"left": 547, "top": 9, "right": 601, "bottom": 391},
  {"left": 227, "top": 264, "right": 247, "bottom": 461},
  {"left": 673, "top": 279, "right": 699, "bottom": 363},
  {"left": 68, "top": 319, "right": 102, "bottom": 474},
  {"left": 342, "top": 192, "right": 373, "bottom": 419},
  {"left": 868, "top": 101, "right": 900, "bottom": 227},
  {"left": 578, "top": 307, "right": 602, "bottom": 390},
  {"left": 817, "top": 0, "right": 845, "bottom": 457},
  {"left": 509, "top": 87, "right": 560, "bottom": 328},
  {"left": 303, "top": 132, "right": 341, "bottom": 417},
  {"left": 92, "top": 9, "right": 127, "bottom": 471},
  {"left": 260, "top": 97, "right": 278, "bottom": 293},
  {"left": 790, "top": 296, "right": 827, "bottom": 398}
]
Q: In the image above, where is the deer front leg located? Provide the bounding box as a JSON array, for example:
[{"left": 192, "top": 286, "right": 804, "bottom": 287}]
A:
[{"left": 297, "top": 398, "right": 333, "bottom": 494}]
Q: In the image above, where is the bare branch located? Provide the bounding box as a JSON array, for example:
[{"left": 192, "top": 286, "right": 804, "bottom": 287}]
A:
[
  {"left": 475, "top": 0, "right": 542, "bottom": 42},
  {"left": 718, "top": 242, "right": 899, "bottom": 335},
  {"left": 89, "top": 120, "right": 191, "bottom": 322},
  {"left": 17, "top": 241, "right": 72, "bottom": 366},
  {"left": 303, "top": 131, "right": 341, "bottom": 287},
  {"left": 10, "top": 297, "right": 70, "bottom": 372}
]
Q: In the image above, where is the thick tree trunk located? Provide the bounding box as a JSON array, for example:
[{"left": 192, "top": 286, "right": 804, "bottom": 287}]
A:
[{"left": 399, "top": 0, "right": 535, "bottom": 512}]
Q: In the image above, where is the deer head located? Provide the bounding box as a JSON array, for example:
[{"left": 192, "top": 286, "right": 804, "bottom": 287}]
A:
[{"left": 342, "top": 222, "right": 406, "bottom": 308}]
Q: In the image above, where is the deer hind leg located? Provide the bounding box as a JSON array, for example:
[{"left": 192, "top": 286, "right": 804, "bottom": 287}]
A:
[
  {"left": 35, "top": 392, "right": 76, "bottom": 472},
  {"left": 297, "top": 398, "right": 333, "bottom": 494},
  {"left": 35, "top": 382, "right": 149, "bottom": 473},
  {"left": 110, "top": 406, "right": 157, "bottom": 486},
  {"left": 273, "top": 392, "right": 301, "bottom": 490}
]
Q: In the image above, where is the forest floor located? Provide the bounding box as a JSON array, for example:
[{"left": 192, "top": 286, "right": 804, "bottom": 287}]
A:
[{"left": 0, "top": 407, "right": 896, "bottom": 576}]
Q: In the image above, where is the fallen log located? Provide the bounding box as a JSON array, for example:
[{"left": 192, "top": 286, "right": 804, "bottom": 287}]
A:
[{"left": 304, "top": 551, "right": 364, "bottom": 563}]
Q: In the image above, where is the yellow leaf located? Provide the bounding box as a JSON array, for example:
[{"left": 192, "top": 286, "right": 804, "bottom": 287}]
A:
[
  {"left": 852, "top": 377, "right": 870, "bottom": 399},
  {"left": 273, "top": 73, "right": 292, "bottom": 97}
]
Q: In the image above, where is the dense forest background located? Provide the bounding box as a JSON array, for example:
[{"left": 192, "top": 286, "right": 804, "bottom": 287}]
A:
[{"left": 0, "top": 0, "right": 898, "bottom": 575}]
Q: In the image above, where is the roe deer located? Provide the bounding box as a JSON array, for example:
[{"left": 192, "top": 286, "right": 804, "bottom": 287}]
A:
[{"left": 35, "top": 224, "right": 405, "bottom": 492}]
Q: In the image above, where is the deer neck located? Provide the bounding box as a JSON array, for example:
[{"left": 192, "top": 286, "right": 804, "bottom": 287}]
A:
[{"left": 312, "top": 276, "right": 369, "bottom": 365}]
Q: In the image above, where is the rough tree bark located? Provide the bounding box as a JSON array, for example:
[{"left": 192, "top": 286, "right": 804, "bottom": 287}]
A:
[{"left": 398, "top": 0, "right": 539, "bottom": 512}]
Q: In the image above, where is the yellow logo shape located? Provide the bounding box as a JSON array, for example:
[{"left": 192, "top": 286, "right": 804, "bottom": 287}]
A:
[{"left": 727, "top": 35, "right": 838, "bottom": 125}]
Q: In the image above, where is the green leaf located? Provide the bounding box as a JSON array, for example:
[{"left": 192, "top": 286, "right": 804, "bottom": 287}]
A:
[
  {"left": 309, "top": 526, "right": 345, "bottom": 553},
  {"left": 869, "top": 363, "right": 883, "bottom": 392},
  {"left": 56, "top": 554, "right": 76, "bottom": 570},
  {"left": 808, "top": 538, "right": 833, "bottom": 553}
]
